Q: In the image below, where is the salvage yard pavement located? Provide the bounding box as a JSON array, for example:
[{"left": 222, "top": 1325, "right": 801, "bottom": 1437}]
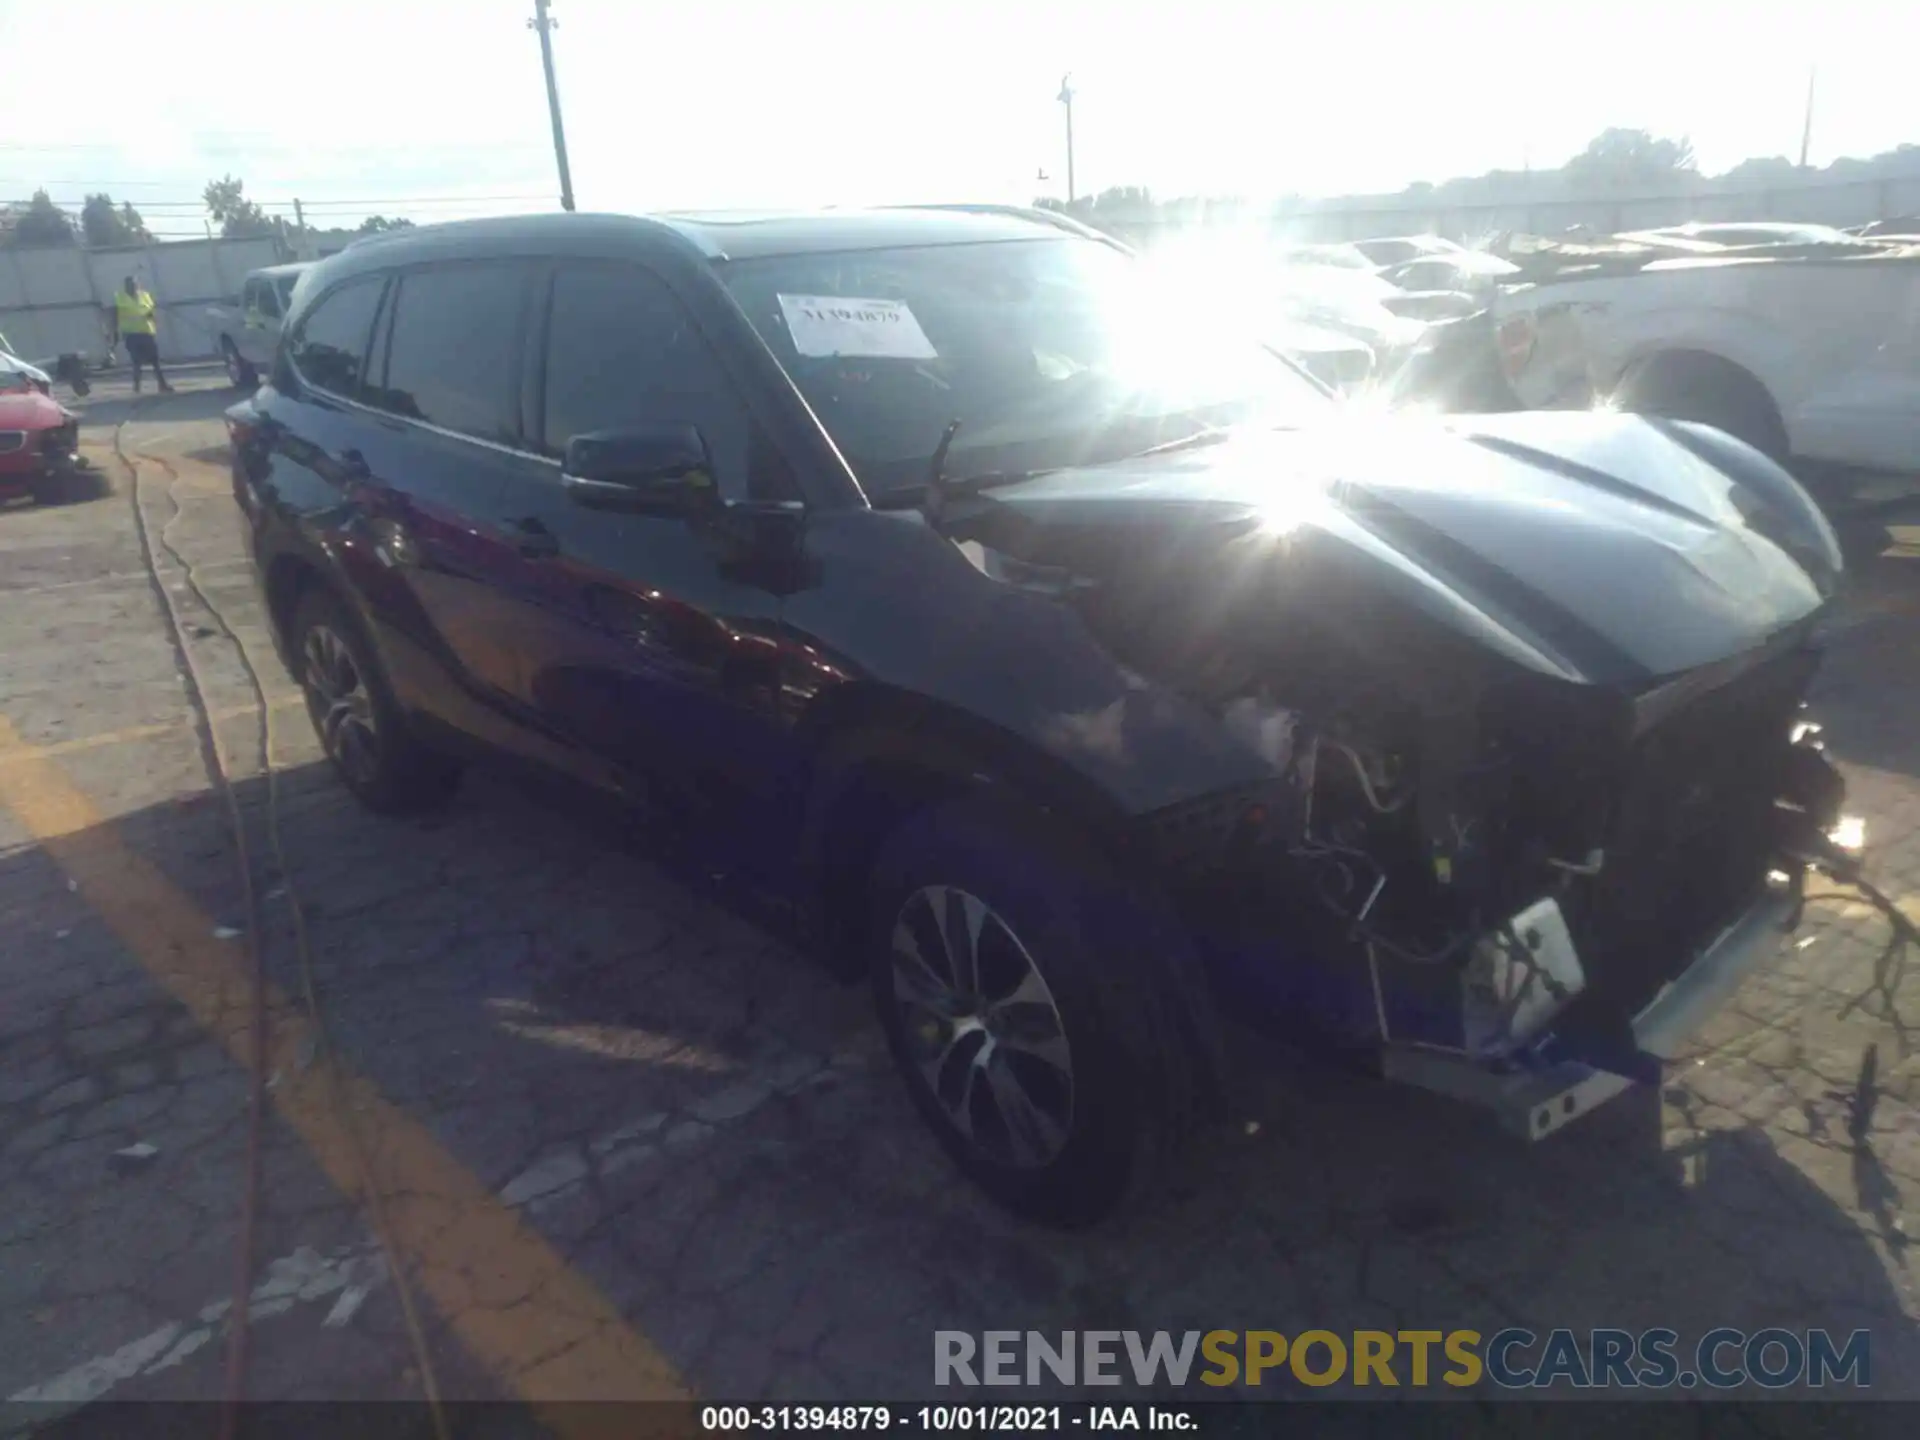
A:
[{"left": 3, "top": 372, "right": 1919, "bottom": 1419}]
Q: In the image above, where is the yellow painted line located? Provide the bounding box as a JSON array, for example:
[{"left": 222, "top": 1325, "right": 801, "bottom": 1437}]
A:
[
  {"left": 0, "top": 714, "right": 689, "bottom": 1416},
  {"left": 0, "top": 698, "right": 305, "bottom": 769}
]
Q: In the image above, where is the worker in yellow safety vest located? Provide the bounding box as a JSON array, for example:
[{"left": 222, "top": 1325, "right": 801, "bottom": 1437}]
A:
[{"left": 111, "top": 276, "right": 173, "bottom": 394}]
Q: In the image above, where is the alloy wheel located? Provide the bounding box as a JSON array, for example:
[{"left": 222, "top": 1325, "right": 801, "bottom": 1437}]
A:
[
  {"left": 889, "top": 885, "right": 1075, "bottom": 1169},
  {"left": 302, "top": 624, "right": 380, "bottom": 785},
  {"left": 223, "top": 343, "right": 244, "bottom": 387}
]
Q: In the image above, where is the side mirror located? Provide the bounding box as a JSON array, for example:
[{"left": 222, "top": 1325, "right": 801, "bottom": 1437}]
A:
[{"left": 561, "top": 426, "right": 716, "bottom": 515}]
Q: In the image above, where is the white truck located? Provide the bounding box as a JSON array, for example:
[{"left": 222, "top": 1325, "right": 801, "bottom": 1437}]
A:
[
  {"left": 203, "top": 262, "right": 310, "bottom": 389},
  {"left": 1489, "top": 239, "right": 1920, "bottom": 492}
]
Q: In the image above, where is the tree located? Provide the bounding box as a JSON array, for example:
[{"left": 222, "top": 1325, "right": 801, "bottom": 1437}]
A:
[
  {"left": 80, "top": 193, "right": 151, "bottom": 247},
  {"left": 1563, "top": 128, "right": 1698, "bottom": 190},
  {"left": 1088, "top": 185, "right": 1152, "bottom": 214},
  {"left": 8, "top": 190, "right": 78, "bottom": 248},
  {"left": 356, "top": 215, "right": 415, "bottom": 234},
  {"left": 203, "top": 174, "right": 276, "bottom": 238}
]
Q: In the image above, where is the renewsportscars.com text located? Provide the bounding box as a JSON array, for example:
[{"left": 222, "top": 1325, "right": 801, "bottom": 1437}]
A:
[{"left": 934, "top": 1328, "right": 1871, "bottom": 1390}]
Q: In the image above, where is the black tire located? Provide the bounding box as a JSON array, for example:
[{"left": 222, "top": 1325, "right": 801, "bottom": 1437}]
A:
[
  {"left": 866, "top": 794, "right": 1213, "bottom": 1226},
  {"left": 28, "top": 471, "right": 74, "bottom": 506},
  {"left": 221, "top": 337, "right": 256, "bottom": 391},
  {"left": 289, "top": 587, "right": 461, "bottom": 814},
  {"left": 1618, "top": 355, "right": 1789, "bottom": 461}
]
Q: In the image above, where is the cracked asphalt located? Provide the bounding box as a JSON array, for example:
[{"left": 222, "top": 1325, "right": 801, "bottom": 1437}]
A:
[{"left": 2, "top": 370, "right": 1918, "bottom": 1423}]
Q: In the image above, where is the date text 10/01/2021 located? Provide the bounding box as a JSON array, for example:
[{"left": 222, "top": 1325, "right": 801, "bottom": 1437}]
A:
[{"left": 701, "top": 1406, "right": 1193, "bottom": 1431}]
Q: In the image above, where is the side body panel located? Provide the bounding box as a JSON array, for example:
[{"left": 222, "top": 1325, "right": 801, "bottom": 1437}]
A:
[{"left": 1495, "top": 258, "right": 1920, "bottom": 471}]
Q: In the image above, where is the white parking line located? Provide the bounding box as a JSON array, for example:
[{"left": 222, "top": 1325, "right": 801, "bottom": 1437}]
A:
[
  {"left": 9, "top": 1244, "right": 384, "bottom": 1409},
  {"left": 6, "top": 1045, "right": 862, "bottom": 1412}
]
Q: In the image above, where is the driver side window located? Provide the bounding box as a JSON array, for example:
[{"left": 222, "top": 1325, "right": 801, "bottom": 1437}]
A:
[{"left": 539, "top": 263, "right": 796, "bottom": 502}]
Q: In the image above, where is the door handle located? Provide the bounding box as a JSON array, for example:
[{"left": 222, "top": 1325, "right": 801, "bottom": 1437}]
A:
[{"left": 508, "top": 516, "right": 560, "bottom": 559}]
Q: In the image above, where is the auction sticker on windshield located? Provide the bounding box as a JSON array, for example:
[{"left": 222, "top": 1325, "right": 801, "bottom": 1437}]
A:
[{"left": 777, "top": 294, "right": 938, "bottom": 359}]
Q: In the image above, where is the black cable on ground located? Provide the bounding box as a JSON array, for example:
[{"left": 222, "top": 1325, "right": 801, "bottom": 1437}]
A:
[
  {"left": 117, "top": 423, "right": 447, "bottom": 1438},
  {"left": 114, "top": 413, "right": 270, "bottom": 1440}
]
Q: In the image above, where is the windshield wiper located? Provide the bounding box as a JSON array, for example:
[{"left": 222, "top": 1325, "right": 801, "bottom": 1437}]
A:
[
  {"left": 923, "top": 418, "right": 963, "bottom": 524},
  {"left": 919, "top": 417, "right": 1050, "bottom": 526},
  {"left": 1125, "top": 424, "right": 1234, "bottom": 459}
]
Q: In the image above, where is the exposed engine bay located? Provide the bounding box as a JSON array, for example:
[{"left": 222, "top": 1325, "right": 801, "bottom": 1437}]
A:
[
  {"left": 938, "top": 415, "right": 1852, "bottom": 1075},
  {"left": 1154, "top": 635, "right": 1850, "bottom": 1073}
]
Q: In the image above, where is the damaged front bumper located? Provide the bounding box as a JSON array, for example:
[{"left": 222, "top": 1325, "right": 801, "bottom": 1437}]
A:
[{"left": 1380, "top": 875, "right": 1801, "bottom": 1140}]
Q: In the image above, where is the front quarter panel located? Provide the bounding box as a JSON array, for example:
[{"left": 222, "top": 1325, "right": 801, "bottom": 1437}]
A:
[{"left": 782, "top": 509, "right": 1274, "bottom": 819}]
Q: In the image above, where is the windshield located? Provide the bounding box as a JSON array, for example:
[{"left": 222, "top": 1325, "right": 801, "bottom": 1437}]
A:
[{"left": 719, "top": 237, "right": 1327, "bottom": 496}]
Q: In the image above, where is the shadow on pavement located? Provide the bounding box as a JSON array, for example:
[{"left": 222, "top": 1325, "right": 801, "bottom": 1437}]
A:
[
  {"left": 5, "top": 727, "right": 1916, "bottom": 1407},
  {"left": 1814, "top": 545, "right": 1920, "bottom": 783},
  {"left": 71, "top": 376, "right": 247, "bottom": 434}
]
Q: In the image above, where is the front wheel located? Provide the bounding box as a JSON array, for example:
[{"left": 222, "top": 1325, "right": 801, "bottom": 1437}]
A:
[
  {"left": 290, "top": 588, "right": 461, "bottom": 814},
  {"left": 867, "top": 795, "right": 1213, "bottom": 1226}
]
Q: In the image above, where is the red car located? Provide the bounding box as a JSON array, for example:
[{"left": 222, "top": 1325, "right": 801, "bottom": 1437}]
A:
[{"left": 0, "top": 363, "right": 82, "bottom": 506}]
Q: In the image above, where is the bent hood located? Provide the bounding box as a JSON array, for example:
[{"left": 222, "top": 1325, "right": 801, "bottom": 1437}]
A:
[{"left": 956, "top": 410, "right": 1840, "bottom": 689}]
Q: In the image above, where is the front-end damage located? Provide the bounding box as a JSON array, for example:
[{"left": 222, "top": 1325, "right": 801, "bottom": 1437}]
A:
[
  {"left": 1130, "top": 635, "right": 1845, "bottom": 1138},
  {"left": 935, "top": 413, "right": 1850, "bottom": 1138}
]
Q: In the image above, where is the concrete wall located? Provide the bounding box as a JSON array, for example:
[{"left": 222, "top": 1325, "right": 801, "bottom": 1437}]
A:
[{"left": 0, "top": 236, "right": 285, "bottom": 366}]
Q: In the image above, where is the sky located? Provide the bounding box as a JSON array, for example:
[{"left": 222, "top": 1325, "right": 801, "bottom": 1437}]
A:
[{"left": 0, "top": 0, "right": 1912, "bottom": 233}]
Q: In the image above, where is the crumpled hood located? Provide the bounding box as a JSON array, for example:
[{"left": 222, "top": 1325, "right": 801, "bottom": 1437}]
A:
[{"left": 958, "top": 410, "right": 1840, "bottom": 688}]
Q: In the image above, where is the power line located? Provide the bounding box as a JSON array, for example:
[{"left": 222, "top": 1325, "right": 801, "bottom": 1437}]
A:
[
  {"left": 0, "top": 139, "right": 548, "bottom": 154},
  {"left": 3, "top": 195, "right": 555, "bottom": 214}
]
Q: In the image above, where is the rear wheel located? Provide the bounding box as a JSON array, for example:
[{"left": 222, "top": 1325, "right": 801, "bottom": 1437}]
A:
[
  {"left": 867, "top": 795, "right": 1211, "bottom": 1226},
  {"left": 290, "top": 588, "right": 460, "bottom": 814},
  {"left": 221, "top": 338, "right": 256, "bottom": 390}
]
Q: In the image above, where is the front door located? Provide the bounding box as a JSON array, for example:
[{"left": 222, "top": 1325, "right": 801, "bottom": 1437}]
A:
[{"left": 488, "top": 260, "right": 803, "bottom": 869}]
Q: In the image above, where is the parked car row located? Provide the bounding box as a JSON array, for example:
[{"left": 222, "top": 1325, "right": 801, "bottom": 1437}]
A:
[
  {"left": 228, "top": 206, "right": 1848, "bottom": 1224},
  {"left": 1276, "top": 222, "right": 1920, "bottom": 532}
]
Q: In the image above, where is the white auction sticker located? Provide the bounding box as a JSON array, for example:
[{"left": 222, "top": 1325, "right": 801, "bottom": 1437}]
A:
[{"left": 777, "top": 294, "right": 938, "bottom": 359}]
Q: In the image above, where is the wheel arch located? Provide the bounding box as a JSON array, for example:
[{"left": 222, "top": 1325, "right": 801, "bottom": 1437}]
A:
[
  {"left": 792, "top": 683, "right": 1135, "bottom": 981},
  {"left": 1612, "top": 347, "right": 1789, "bottom": 453},
  {"left": 262, "top": 548, "right": 375, "bottom": 681}
]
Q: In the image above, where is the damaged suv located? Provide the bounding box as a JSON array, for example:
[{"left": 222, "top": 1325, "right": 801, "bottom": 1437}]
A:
[{"left": 233, "top": 207, "right": 1848, "bottom": 1224}]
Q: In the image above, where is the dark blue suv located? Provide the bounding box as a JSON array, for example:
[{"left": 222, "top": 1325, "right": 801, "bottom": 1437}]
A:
[{"left": 232, "top": 207, "right": 1844, "bottom": 1223}]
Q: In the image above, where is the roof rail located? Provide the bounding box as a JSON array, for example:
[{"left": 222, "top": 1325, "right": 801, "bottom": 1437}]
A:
[{"left": 887, "top": 203, "right": 1133, "bottom": 252}]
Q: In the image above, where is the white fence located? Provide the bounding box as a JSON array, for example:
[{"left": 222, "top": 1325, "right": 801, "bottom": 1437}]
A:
[{"left": 0, "top": 236, "right": 285, "bottom": 366}]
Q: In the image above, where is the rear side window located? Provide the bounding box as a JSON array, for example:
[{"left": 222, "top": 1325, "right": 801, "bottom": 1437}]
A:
[
  {"left": 540, "top": 262, "right": 794, "bottom": 501},
  {"left": 376, "top": 263, "right": 528, "bottom": 445},
  {"left": 286, "top": 277, "right": 384, "bottom": 397}
]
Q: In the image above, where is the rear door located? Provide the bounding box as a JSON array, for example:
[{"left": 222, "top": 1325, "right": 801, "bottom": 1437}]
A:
[
  {"left": 487, "top": 259, "right": 801, "bottom": 852},
  {"left": 335, "top": 260, "right": 552, "bottom": 734}
]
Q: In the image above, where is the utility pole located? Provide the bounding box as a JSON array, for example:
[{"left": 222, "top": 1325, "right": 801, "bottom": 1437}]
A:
[
  {"left": 1798, "top": 66, "right": 1816, "bottom": 169},
  {"left": 528, "top": 0, "right": 577, "bottom": 211},
  {"left": 293, "top": 197, "right": 306, "bottom": 231},
  {"left": 1057, "top": 75, "right": 1076, "bottom": 205}
]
